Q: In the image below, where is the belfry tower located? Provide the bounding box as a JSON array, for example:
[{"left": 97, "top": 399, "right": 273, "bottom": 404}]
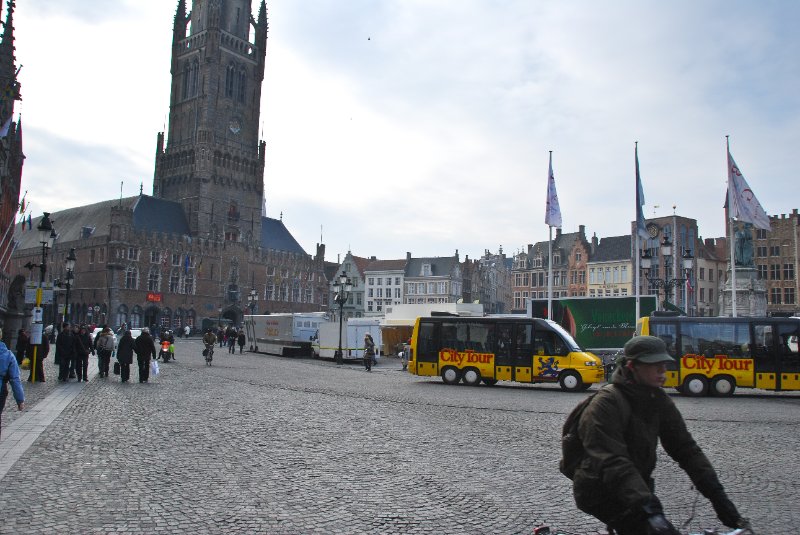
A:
[{"left": 153, "top": 0, "right": 269, "bottom": 245}]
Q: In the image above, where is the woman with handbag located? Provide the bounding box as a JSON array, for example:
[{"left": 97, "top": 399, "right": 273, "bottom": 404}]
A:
[
  {"left": 363, "top": 333, "right": 376, "bottom": 372},
  {"left": 94, "top": 326, "right": 115, "bottom": 378},
  {"left": 116, "top": 330, "right": 134, "bottom": 383}
]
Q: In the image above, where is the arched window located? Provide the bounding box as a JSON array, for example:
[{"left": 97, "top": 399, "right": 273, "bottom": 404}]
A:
[
  {"left": 190, "top": 59, "right": 200, "bottom": 97},
  {"left": 237, "top": 69, "right": 246, "bottom": 102},
  {"left": 125, "top": 266, "right": 138, "bottom": 289},
  {"left": 170, "top": 269, "right": 181, "bottom": 293},
  {"left": 182, "top": 62, "right": 191, "bottom": 99},
  {"left": 131, "top": 306, "right": 143, "bottom": 328},
  {"left": 183, "top": 272, "right": 195, "bottom": 295},
  {"left": 148, "top": 267, "right": 160, "bottom": 291},
  {"left": 117, "top": 304, "right": 129, "bottom": 329},
  {"left": 225, "top": 63, "right": 235, "bottom": 98},
  {"left": 186, "top": 309, "right": 196, "bottom": 329},
  {"left": 160, "top": 307, "right": 172, "bottom": 329},
  {"left": 174, "top": 308, "right": 184, "bottom": 330}
]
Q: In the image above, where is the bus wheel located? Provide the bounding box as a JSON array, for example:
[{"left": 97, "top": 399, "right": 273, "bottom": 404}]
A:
[
  {"left": 711, "top": 375, "right": 736, "bottom": 397},
  {"left": 441, "top": 366, "right": 462, "bottom": 385},
  {"left": 559, "top": 371, "right": 583, "bottom": 392},
  {"left": 482, "top": 378, "right": 498, "bottom": 386},
  {"left": 462, "top": 368, "right": 481, "bottom": 386},
  {"left": 682, "top": 375, "right": 708, "bottom": 397}
]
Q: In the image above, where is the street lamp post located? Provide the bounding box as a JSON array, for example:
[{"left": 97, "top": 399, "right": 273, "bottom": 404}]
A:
[
  {"left": 332, "top": 271, "right": 352, "bottom": 365},
  {"left": 641, "top": 237, "right": 694, "bottom": 313},
  {"left": 21, "top": 213, "right": 55, "bottom": 382},
  {"left": 247, "top": 289, "right": 258, "bottom": 351},
  {"left": 63, "top": 248, "right": 77, "bottom": 329}
]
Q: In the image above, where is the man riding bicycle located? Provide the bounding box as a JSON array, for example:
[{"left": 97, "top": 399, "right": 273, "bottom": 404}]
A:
[
  {"left": 202, "top": 329, "right": 217, "bottom": 361},
  {"left": 569, "top": 336, "right": 749, "bottom": 535}
]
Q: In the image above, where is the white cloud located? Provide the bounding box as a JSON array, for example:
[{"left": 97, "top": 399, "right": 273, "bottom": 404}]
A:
[{"left": 12, "top": 0, "right": 800, "bottom": 262}]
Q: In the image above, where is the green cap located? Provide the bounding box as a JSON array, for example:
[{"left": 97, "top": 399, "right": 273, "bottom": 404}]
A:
[{"left": 624, "top": 336, "right": 674, "bottom": 364}]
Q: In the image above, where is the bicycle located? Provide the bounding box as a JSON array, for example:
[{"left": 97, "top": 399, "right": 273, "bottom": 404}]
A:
[
  {"left": 532, "top": 525, "right": 755, "bottom": 535},
  {"left": 204, "top": 344, "right": 214, "bottom": 366}
]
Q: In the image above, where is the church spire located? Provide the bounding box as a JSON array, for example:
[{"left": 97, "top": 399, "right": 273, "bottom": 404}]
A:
[
  {"left": 173, "top": 0, "right": 188, "bottom": 42},
  {"left": 0, "top": 0, "right": 17, "bottom": 67}
]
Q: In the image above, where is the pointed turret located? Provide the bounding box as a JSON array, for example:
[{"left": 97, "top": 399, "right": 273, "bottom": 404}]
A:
[
  {"left": 173, "top": 0, "right": 188, "bottom": 42},
  {"left": 256, "top": 0, "right": 268, "bottom": 48},
  {"left": 0, "top": 0, "right": 17, "bottom": 75}
]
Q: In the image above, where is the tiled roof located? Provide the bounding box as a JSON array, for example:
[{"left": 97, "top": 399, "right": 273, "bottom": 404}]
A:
[
  {"left": 590, "top": 235, "right": 632, "bottom": 262},
  {"left": 365, "top": 259, "right": 407, "bottom": 272},
  {"left": 13, "top": 196, "right": 139, "bottom": 250},
  {"left": 405, "top": 256, "right": 458, "bottom": 278},
  {"left": 260, "top": 217, "right": 307, "bottom": 255},
  {"left": 132, "top": 196, "right": 191, "bottom": 236}
]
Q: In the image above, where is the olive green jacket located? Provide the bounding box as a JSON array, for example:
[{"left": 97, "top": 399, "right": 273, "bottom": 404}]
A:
[{"left": 573, "top": 365, "right": 726, "bottom": 516}]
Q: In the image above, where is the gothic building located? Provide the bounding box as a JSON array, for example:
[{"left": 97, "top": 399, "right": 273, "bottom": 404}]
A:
[
  {"left": 9, "top": 1, "right": 328, "bottom": 333},
  {"left": 0, "top": 0, "right": 24, "bottom": 341}
]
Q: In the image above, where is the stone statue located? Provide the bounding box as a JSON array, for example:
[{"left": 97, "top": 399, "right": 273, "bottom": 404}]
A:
[{"left": 734, "top": 223, "right": 754, "bottom": 267}]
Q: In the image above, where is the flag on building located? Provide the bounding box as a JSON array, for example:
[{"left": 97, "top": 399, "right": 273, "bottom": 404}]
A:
[
  {"left": 18, "top": 196, "right": 25, "bottom": 214},
  {"left": 635, "top": 143, "right": 649, "bottom": 240},
  {"left": 544, "top": 152, "right": 562, "bottom": 228},
  {"left": 197, "top": 258, "right": 203, "bottom": 276},
  {"left": 727, "top": 145, "right": 771, "bottom": 231},
  {"left": 184, "top": 253, "right": 190, "bottom": 275},
  {"left": 26, "top": 213, "right": 31, "bottom": 230}
]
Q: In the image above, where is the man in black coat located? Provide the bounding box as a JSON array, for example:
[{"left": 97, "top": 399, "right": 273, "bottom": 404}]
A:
[
  {"left": 56, "top": 322, "right": 76, "bottom": 382},
  {"left": 134, "top": 327, "right": 157, "bottom": 383}
]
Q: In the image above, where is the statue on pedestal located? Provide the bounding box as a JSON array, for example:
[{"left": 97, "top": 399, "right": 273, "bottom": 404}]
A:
[{"left": 734, "top": 222, "right": 754, "bottom": 268}]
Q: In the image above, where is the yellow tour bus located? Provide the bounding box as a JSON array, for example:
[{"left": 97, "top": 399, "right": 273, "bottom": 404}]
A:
[
  {"left": 407, "top": 315, "right": 604, "bottom": 391},
  {"left": 637, "top": 314, "right": 800, "bottom": 396}
]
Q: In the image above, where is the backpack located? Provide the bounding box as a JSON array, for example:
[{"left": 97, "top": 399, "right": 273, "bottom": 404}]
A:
[
  {"left": 559, "top": 384, "right": 628, "bottom": 480},
  {"left": 97, "top": 335, "right": 112, "bottom": 352}
]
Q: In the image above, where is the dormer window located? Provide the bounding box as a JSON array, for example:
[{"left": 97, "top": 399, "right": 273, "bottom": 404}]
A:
[{"left": 422, "top": 263, "right": 432, "bottom": 276}]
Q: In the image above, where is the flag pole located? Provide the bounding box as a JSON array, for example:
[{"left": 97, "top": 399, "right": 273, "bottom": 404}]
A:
[
  {"left": 727, "top": 136, "right": 738, "bottom": 317},
  {"left": 548, "top": 224, "right": 553, "bottom": 320},
  {"left": 634, "top": 142, "right": 641, "bottom": 322}
]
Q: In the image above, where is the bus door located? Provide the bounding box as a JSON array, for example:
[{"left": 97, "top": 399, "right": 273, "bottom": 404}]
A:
[
  {"left": 752, "top": 323, "right": 777, "bottom": 390},
  {"left": 513, "top": 323, "right": 534, "bottom": 382},
  {"left": 491, "top": 323, "right": 515, "bottom": 381},
  {"left": 776, "top": 322, "right": 800, "bottom": 391},
  {"left": 413, "top": 320, "right": 440, "bottom": 376},
  {"left": 532, "top": 329, "right": 568, "bottom": 382}
]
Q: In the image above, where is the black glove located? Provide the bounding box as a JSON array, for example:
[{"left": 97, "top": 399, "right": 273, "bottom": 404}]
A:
[
  {"left": 712, "top": 495, "right": 742, "bottom": 528},
  {"left": 646, "top": 514, "right": 680, "bottom": 535}
]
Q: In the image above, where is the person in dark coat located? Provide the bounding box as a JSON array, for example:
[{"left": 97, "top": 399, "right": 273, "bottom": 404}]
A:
[
  {"left": 26, "top": 335, "right": 49, "bottom": 382},
  {"left": 116, "top": 330, "right": 134, "bottom": 383},
  {"left": 15, "top": 328, "right": 29, "bottom": 366},
  {"left": 56, "top": 322, "right": 76, "bottom": 382},
  {"left": 134, "top": 327, "right": 157, "bottom": 383},
  {"left": 74, "top": 325, "right": 93, "bottom": 382},
  {"left": 236, "top": 330, "right": 246, "bottom": 354},
  {"left": 571, "top": 336, "right": 748, "bottom": 534},
  {"left": 94, "top": 326, "right": 115, "bottom": 378}
]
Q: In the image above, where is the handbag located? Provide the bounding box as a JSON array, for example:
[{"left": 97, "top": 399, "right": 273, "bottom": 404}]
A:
[
  {"left": 203, "top": 348, "right": 209, "bottom": 357},
  {"left": 113, "top": 361, "right": 121, "bottom": 375},
  {"left": 150, "top": 359, "right": 160, "bottom": 376},
  {"left": 20, "top": 357, "right": 31, "bottom": 370}
]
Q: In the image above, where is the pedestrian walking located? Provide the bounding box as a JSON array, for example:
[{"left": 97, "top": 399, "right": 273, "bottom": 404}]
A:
[
  {"left": 227, "top": 330, "right": 236, "bottom": 354},
  {"left": 74, "top": 325, "right": 93, "bottom": 382},
  {"left": 184, "top": 325, "right": 190, "bottom": 338},
  {"left": 217, "top": 327, "right": 225, "bottom": 347},
  {"left": 566, "top": 335, "right": 749, "bottom": 534},
  {"left": 94, "top": 326, "right": 115, "bottom": 377},
  {"left": 116, "top": 330, "right": 134, "bottom": 383},
  {"left": 237, "top": 330, "right": 246, "bottom": 354},
  {"left": 26, "top": 334, "right": 49, "bottom": 382},
  {"left": 55, "top": 322, "right": 76, "bottom": 382},
  {"left": 0, "top": 328, "right": 25, "bottom": 439},
  {"left": 363, "top": 333, "right": 375, "bottom": 372},
  {"left": 134, "top": 327, "right": 157, "bottom": 383},
  {"left": 15, "top": 328, "right": 29, "bottom": 366}
]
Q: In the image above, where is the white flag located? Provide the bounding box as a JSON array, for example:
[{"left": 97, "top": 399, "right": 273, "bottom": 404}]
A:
[
  {"left": 635, "top": 143, "right": 649, "bottom": 240},
  {"left": 0, "top": 116, "right": 12, "bottom": 138},
  {"left": 727, "top": 149, "right": 771, "bottom": 231},
  {"left": 544, "top": 153, "right": 562, "bottom": 228}
]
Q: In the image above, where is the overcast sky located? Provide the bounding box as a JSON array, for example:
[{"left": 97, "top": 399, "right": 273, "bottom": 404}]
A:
[{"left": 13, "top": 1, "right": 800, "bottom": 263}]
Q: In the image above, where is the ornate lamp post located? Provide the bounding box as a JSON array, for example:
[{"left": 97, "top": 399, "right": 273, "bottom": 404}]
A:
[
  {"left": 21, "top": 213, "right": 56, "bottom": 381},
  {"left": 332, "top": 271, "right": 352, "bottom": 365},
  {"left": 641, "top": 237, "right": 694, "bottom": 313},
  {"left": 247, "top": 289, "right": 258, "bottom": 315},
  {"left": 63, "top": 248, "right": 77, "bottom": 328}
]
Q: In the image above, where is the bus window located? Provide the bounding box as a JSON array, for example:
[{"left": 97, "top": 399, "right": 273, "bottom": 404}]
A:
[
  {"left": 515, "top": 324, "right": 533, "bottom": 360},
  {"left": 416, "top": 321, "right": 438, "bottom": 362},
  {"left": 492, "top": 323, "right": 514, "bottom": 367},
  {"left": 777, "top": 322, "right": 800, "bottom": 374},
  {"left": 650, "top": 322, "right": 678, "bottom": 358},
  {"left": 681, "top": 321, "right": 750, "bottom": 359},
  {"left": 752, "top": 323, "right": 775, "bottom": 371},
  {"left": 534, "top": 331, "right": 568, "bottom": 356}
]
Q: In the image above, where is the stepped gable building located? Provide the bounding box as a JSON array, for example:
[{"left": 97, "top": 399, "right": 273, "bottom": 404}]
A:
[
  {"left": 0, "top": 0, "right": 24, "bottom": 340},
  {"left": 10, "top": 1, "right": 327, "bottom": 332},
  {"left": 511, "top": 226, "right": 590, "bottom": 312}
]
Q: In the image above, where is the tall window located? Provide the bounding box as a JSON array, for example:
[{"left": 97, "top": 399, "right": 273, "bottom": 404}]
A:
[
  {"left": 125, "top": 266, "right": 138, "bottom": 289},
  {"left": 170, "top": 270, "right": 181, "bottom": 293},
  {"left": 771, "top": 287, "right": 782, "bottom": 304},
  {"left": 183, "top": 273, "right": 195, "bottom": 295},
  {"left": 770, "top": 264, "right": 781, "bottom": 280},
  {"left": 785, "top": 288, "right": 796, "bottom": 304},
  {"left": 148, "top": 267, "right": 160, "bottom": 292},
  {"left": 757, "top": 265, "right": 768, "bottom": 279},
  {"left": 237, "top": 69, "right": 246, "bottom": 102},
  {"left": 784, "top": 264, "right": 795, "bottom": 280},
  {"left": 225, "top": 64, "right": 235, "bottom": 98}
]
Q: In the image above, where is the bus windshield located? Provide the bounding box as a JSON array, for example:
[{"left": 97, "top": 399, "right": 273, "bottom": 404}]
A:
[{"left": 547, "top": 320, "right": 581, "bottom": 352}]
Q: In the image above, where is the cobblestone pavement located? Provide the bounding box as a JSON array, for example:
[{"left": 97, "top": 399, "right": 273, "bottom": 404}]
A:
[{"left": 1, "top": 339, "right": 798, "bottom": 534}]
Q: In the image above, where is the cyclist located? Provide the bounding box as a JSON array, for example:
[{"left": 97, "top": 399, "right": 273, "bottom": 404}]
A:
[
  {"left": 569, "top": 336, "right": 749, "bottom": 535},
  {"left": 202, "top": 329, "right": 217, "bottom": 363}
]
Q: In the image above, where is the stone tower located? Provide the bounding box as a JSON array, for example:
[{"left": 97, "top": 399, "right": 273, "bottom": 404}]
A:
[{"left": 153, "top": 0, "right": 269, "bottom": 245}]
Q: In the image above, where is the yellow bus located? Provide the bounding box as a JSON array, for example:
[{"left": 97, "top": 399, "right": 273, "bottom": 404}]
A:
[
  {"left": 637, "top": 314, "right": 800, "bottom": 396},
  {"left": 408, "top": 315, "right": 604, "bottom": 391}
]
